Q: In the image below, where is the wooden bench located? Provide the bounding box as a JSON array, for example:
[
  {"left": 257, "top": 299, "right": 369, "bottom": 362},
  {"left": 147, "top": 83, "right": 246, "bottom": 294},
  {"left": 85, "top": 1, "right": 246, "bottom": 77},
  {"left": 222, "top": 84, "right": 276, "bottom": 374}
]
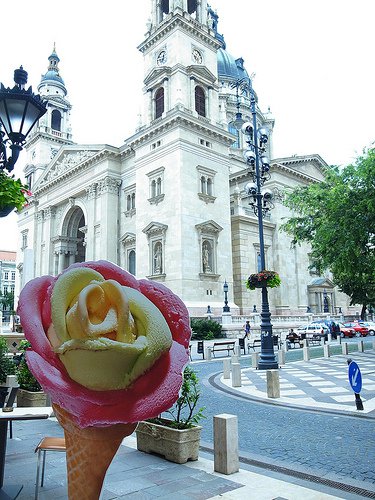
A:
[
  {"left": 286, "top": 336, "right": 303, "bottom": 348},
  {"left": 248, "top": 339, "right": 261, "bottom": 351},
  {"left": 211, "top": 341, "right": 236, "bottom": 357},
  {"left": 248, "top": 336, "right": 280, "bottom": 351}
]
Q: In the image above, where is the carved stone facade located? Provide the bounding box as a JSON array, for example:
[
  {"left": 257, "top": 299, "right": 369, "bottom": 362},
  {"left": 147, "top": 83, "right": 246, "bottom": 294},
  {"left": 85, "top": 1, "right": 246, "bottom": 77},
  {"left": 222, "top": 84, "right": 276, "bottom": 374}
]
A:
[{"left": 16, "top": 2, "right": 355, "bottom": 317}]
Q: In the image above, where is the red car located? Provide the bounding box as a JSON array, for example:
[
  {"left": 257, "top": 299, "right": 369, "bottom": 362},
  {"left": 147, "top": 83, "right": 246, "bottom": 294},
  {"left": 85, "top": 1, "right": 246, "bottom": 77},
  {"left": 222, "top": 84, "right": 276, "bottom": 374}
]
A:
[
  {"left": 343, "top": 322, "right": 369, "bottom": 337},
  {"left": 338, "top": 323, "right": 355, "bottom": 338}
]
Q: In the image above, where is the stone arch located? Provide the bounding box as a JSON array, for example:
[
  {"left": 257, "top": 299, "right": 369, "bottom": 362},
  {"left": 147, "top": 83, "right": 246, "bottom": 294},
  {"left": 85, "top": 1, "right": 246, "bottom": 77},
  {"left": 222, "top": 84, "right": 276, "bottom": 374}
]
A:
[{"left": 54, "top": 204, "right": 86, "bottom": 273}]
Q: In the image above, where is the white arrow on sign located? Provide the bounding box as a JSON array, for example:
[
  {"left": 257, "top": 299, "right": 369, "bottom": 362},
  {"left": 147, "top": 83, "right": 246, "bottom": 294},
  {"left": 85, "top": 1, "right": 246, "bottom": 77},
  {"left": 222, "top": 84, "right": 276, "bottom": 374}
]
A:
[{"left": 351, "top": 368, "right": 359, "bottom": 387}]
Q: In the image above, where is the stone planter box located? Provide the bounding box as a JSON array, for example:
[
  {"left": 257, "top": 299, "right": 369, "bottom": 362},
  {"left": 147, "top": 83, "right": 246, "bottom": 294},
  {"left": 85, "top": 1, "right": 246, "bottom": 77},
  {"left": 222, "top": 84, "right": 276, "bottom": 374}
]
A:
[
  {"left": 136, "top": 419, "right": 201, "bottom": 464},
  {"left": 16, "top": 388, "right": 47, "bottom": 407}
]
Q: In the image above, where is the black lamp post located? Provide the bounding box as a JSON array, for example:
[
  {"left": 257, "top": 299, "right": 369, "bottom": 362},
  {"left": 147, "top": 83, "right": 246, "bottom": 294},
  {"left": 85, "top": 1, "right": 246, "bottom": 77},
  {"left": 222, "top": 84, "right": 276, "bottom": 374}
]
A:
[
  {"left": 233, "top": 76, "right": 278, "bottom": 370},
  {"left": 323, "top": 289, "right": 329, "bottom": 313},
  {"left": 0, "top": 67, "right": 47, "bottom": 172},
  {"left": 223, "top": 280, "right": 230, "bottom": 312}
]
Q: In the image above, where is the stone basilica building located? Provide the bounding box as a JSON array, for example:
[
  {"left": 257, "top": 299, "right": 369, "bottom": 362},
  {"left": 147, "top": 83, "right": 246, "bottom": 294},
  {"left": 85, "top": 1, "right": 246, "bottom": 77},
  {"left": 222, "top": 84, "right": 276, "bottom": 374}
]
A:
[{"left": 16, "top": 0, "right": 353, "bottom": 318}]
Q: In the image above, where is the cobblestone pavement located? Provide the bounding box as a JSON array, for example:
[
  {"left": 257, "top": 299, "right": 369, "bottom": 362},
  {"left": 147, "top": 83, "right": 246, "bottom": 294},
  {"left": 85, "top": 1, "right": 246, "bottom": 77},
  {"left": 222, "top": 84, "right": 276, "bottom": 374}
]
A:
[
  {"left": 190, "top": 347, "right": 375, "bottom": 492},
  {"left": 220, "top": 352, "right": 375, "bottom": 415}
]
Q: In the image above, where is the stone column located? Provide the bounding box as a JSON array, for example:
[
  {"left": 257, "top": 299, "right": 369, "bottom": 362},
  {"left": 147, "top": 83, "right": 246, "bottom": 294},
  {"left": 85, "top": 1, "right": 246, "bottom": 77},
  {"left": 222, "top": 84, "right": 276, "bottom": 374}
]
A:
[
  {"left": 43, "top": 206, "right": 56, "bottom": 274},
  {"left": 58, "top": 252, "right": 65, "bottom": 274},
  {"left": 35, "top": 210, "right": 44, "bottom": 277},
  {"left": 85, "top": 182, "right": 97, "bottom": 261},
  {"left": 163, "top": 78, "right": 169, "bottom": 113},
  {"left": 97, "top": 176, "right": 121, "bottom": 263}
]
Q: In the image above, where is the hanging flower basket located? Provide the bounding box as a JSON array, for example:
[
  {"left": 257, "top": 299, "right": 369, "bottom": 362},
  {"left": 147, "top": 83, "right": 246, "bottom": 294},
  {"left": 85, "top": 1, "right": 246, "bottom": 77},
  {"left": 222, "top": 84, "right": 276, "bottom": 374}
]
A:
[
  {"left": 246, "top": 271, "right": 281, "bottom": 290},
  {"left": 0, "top": 170, "right": 31, "bottom": 217}
]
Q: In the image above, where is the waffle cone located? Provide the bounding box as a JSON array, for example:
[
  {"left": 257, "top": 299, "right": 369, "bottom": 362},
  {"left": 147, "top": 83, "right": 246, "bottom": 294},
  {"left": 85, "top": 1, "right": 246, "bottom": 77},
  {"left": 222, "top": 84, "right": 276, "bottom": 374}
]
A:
[{"left": 53, "top": 403, "right": 137, "bottom": 500}]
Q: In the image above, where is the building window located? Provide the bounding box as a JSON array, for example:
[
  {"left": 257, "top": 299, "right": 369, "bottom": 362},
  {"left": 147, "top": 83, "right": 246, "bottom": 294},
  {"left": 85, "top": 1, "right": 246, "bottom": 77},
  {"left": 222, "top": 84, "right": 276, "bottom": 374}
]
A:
[
  {"left": 21, "top": 230, "right": 28, "bottom": 250},
  {"left": 126, "top": 193, "right": 135, "bottom": 211},
  {"left": 197, "top": 166, "right": 216, "bottom": 203},
  {"left": 123, "top": 184, "right": 136, "bottom": 217},
  {"left": 128, "top": 250, "right": 136, "bottom": 276},
  {"left": 4, "top": 272, "right": 8, "bottom": 280},
  {"left": 195, "top": 86, "right": 206, "bottom": 117},
  {"left": 147, "top": 167, "right": 165, "bottom": 205},
  {"left": 10, "top": 285, "right": 15, "bottom": 294},
  {"left": 228, "top": 123, "right": 241, "bottom": 148},
  {"left": 11, "top": 271, "right": 15, "bottom": 281},
  {"left": 155, "top": 87, "right": 164, "bottom": 119},
  {"left": 51, "top": 109, "right": 62, "bottom": 131}
]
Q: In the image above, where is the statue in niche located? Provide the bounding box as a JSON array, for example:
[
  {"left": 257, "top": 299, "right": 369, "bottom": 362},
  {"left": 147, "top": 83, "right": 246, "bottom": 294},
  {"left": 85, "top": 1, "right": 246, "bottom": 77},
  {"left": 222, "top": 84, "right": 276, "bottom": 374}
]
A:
[
  {"left": 153, "top": 242, "right": 162, "bottom": 274},
  {"left": 202, "top": 242, "right": 211, "bottom": 273}
]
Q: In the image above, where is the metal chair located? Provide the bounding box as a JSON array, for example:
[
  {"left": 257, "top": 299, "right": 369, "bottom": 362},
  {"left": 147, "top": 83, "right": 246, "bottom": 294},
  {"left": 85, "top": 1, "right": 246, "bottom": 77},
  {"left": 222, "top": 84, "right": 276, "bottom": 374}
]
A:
[{"left": 34, "top": 436, "right": 66, "bottom": 499}]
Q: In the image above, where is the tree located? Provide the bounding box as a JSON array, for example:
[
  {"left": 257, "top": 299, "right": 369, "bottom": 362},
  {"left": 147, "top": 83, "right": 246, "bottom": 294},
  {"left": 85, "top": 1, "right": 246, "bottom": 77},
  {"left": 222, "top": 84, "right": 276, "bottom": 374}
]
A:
[
  {"left": 281, "top": 147, "right": 375, "bottom": 318},
  {"left": 0, "top": 290, "right": 14, "bottom": 311}
]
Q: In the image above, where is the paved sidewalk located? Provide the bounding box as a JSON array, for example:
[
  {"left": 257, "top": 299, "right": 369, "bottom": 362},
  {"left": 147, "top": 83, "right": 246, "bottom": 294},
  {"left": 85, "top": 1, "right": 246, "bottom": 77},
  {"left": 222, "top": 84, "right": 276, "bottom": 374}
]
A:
[
  {"left": 5, "top": 418, "right": 348, "bottom": 499},
  {"left": 217, "top": 351, "right": 375, "bottom": 417}
]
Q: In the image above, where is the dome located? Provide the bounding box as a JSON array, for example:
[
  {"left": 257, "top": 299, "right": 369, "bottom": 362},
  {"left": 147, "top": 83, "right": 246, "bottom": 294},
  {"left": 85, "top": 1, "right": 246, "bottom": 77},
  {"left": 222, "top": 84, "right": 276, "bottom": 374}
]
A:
[
  {"left": 41, "top": 70, "right": 65, "bottom": 85},
  {"left": 217, "top": 48, "right": 249, "bottom": 81}
]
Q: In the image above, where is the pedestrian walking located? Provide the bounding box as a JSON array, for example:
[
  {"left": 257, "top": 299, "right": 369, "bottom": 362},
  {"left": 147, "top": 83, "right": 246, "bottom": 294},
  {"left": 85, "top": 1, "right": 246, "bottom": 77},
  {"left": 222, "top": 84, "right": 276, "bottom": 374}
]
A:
[{"left": 243, "top": 320, "right": 251, "bottom": 339}]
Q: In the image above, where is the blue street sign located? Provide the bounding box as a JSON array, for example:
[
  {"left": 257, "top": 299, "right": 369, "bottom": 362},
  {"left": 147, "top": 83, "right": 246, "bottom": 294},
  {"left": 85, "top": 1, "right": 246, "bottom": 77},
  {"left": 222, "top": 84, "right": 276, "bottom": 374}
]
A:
[{"left": 348, "top": 361, "right": 362, "bottom": 393}]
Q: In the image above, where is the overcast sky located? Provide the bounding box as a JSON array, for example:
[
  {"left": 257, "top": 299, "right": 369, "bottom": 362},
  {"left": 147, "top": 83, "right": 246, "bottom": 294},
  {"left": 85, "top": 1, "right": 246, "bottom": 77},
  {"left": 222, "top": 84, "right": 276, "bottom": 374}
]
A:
[{"left": 1, "top": 0, "right": 374, "bottom": 251}]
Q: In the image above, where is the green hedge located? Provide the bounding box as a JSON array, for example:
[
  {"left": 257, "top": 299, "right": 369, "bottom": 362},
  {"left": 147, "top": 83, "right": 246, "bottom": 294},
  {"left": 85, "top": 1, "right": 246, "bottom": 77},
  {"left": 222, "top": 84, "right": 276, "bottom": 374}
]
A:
[{"left": 190, "top": 318, "right": 223, "bottom": 340}]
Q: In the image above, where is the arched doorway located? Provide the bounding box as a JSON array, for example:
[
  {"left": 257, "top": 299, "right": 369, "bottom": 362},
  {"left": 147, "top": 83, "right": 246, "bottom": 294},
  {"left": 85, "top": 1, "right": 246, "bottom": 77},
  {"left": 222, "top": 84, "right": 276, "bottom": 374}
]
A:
[{"left": 54, "top": 206, "right": 86, "bottom": 273}]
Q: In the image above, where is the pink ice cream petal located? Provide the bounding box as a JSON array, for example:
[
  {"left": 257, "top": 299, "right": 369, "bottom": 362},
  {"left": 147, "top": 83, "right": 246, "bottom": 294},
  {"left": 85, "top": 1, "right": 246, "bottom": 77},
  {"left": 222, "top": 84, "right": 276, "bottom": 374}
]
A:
[
  {"left": 138, "top": 279, "right": 191, "bottom": 347},
  {"left": 27, "top": 342, "right": 186, "bottom": 427},
  {"left": 19, "top": 261, "right": 191, "bottom": 427},
  {"left": 18, "top": 275, "right": 56, "bottom": 362}
]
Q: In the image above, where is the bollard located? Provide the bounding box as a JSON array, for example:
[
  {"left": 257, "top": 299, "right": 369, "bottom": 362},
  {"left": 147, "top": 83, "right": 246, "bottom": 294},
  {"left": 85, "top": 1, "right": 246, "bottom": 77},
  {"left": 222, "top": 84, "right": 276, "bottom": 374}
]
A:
[
  {"left": 231, "top": 363, "right": 241, "bottom": 387},
  {"left": 342, "top": 342, "right": 349, "bottom": 355},
  {"left": 223, "top": 358, "right": 231, "bottom": 379},
  {"left": 373, "top": 339, "right": 375, "bottom": 350},
  {"left": 328, "top": 333, "right": 332, "bottom": 343},
  {"left": 266, "top": 370, "right": 280, "bottom": 398},
  {"left": 213, "top": 414, "right": 239, "bottom": 474},
  {"left": 338, "top": 335, "right": 342, "bottom": 345},
  {"left": 234, "top": 344, "right": 241, "bottom": 357},
  {"left": 252, "top": 352, "right": 259, "bottom": 369},
  {"left": 278, "top": 349, "right": 285, "bottom": 366},
  {"left": 284, "top": 340, "right": 289, "bottom": 352},
  {"left": 358, "top": 340, "right": 364, "bottom": 352},
  {"left": 205, "top": 347, "right": 212, "bottom": 361},
  {"left": 303, "top": 338, "right": 308, "bottom": 348},
  {"left": 323, "top": 344, "right": 330, "bottom": 358},
  {"left": 303, "top": 346, "right": 310, "bottom": 361},
  {"left": 231, "top": 354, "right": 239, "bottom": 364}
]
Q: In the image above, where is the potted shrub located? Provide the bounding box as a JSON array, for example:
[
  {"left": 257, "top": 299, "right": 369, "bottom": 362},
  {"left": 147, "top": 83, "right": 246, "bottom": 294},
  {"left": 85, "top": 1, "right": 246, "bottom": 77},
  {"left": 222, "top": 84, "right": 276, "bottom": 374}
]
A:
[
  {"left": 15, "top": 341, "right": 47, "bottom": 407},
  {"left": 246, "top": 270, "right": 281, "bottom": 290},
  {"left": 0, "top": 170, "right": 30, "bottom": 217},
  {"left": 136, "top": 366, "right": 205, "bottom": 463}
]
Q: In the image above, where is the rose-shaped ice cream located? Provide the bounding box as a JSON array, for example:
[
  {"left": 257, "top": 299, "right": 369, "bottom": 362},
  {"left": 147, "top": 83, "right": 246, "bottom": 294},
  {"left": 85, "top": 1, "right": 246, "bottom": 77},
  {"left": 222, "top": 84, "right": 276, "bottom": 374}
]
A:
[
  {"left": 48, "top": 267, "right": 172, "bottom": 391},
  {"left": 18, "top": 261, "right": 191, "bottom": 428}
]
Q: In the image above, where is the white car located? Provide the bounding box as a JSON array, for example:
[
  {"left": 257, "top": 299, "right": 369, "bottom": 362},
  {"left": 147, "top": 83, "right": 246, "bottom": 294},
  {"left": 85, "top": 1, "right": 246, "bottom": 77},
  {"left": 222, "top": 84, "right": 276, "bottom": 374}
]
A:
[
  {"left": 359, "top": 322, "right": 375, "bottom": 335},
  {"left": 297, "top": 324, "right": 329, "bottom": 338}
]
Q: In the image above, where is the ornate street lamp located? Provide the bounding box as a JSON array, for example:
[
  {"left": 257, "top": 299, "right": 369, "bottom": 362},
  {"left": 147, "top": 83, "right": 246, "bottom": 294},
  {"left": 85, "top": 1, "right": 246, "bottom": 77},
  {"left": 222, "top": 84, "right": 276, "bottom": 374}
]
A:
[
  {"left": 233, "top": 76, "right": 278, "bottom": 370},
  {"left": 223, "top": 280, "right": 230, "bottom": 312},
  {"left": 0, "top": 67, "right": 47, "bottom": 172}
]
